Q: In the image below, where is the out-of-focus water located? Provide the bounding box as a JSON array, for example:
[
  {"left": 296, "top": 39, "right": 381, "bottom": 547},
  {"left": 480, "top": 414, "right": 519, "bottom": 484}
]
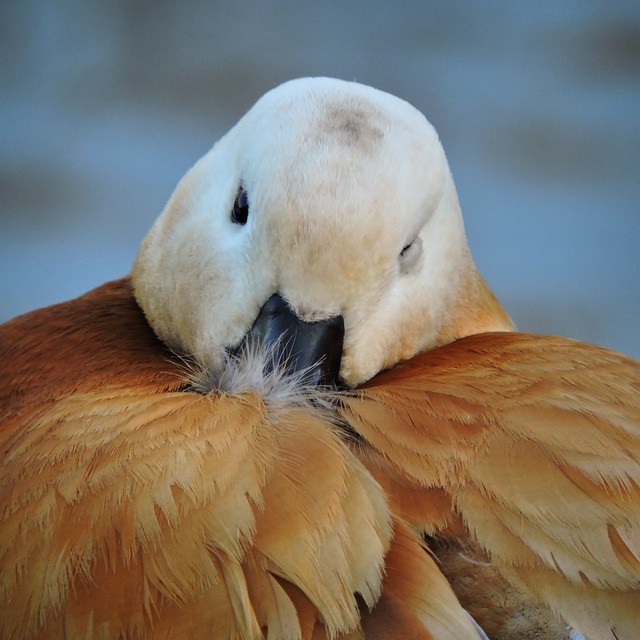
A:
[{"left": 1, "top": 1, "right": 639, "bottom": 358}]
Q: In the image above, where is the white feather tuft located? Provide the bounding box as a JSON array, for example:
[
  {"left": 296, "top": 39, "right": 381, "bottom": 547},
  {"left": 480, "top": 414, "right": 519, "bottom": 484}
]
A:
[{"left": 185, "top": 337, "right": 343, "bottom": 411}]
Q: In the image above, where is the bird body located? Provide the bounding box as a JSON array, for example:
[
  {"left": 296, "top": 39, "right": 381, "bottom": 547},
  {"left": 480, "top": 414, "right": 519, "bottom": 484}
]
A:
[
  {"left": 0, "top": 279, "right": 479, "bottom": 640},
  {"left": 1, "top": 78, "right": 639, "bottom": 639}
]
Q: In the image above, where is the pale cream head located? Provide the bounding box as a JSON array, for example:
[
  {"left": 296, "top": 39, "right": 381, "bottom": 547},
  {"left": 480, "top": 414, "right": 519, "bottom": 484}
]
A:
[{"left": 132, "top": 77, "right": 511, "bottom": 387}]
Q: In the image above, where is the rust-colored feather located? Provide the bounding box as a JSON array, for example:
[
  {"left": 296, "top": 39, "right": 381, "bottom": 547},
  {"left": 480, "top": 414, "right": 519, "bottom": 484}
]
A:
[
  {"left": 341, "top": 332, "right": 640, "bottom": 639},
  {"left": 360, "top": 520, "right": 480, "bottom": 640},
  {"left": 0, "top": 280, "right": 394, "bottom": 639},
  {"left": 4, "top": 278, "right": 639, "bottom": 638}
]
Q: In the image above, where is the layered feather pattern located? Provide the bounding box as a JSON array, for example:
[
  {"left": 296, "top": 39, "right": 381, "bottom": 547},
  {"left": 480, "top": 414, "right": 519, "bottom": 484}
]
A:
[
  {"left": 3, "top": 280, "right": 639, "bottom": 638},
  {"left": 1, "top": 280, "right": 487, "bottom": 639},
  {"left": 341, "top": 332, "right": 640, "bottom": 639},
  {"left": 1, "top": 280, "right": 394, "bottom": 639}
]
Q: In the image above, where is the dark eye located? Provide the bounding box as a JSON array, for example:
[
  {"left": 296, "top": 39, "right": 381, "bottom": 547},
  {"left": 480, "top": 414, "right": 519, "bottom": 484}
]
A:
[
  {"left": 231, "top": 187, "right": 249, "bottom": 225},
  {"left": 398, "top": 236, "right": 423, "bottom": 273}
]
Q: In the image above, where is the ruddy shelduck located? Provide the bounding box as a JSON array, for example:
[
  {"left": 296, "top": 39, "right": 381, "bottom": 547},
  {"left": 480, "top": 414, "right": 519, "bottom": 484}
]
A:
[{"left": 1, "top": 78, "right": 638, "bottom": 640}]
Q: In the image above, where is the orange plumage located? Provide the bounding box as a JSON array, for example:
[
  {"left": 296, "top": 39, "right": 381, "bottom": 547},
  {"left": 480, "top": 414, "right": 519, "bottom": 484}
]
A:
[
  {"left": 341, "top": 331, "right": 640, "bottom": 638},
  {"left": 0, "top": 280, "right": 479, "bottom": 639},
  {"left": 2, "top": 279, "right": 639, "bottom": 638}
]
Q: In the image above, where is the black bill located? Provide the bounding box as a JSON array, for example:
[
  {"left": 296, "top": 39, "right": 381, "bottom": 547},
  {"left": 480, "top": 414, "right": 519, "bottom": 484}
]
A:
[{"left": 236, "top": 293, "right": 345, "bottom": 387}]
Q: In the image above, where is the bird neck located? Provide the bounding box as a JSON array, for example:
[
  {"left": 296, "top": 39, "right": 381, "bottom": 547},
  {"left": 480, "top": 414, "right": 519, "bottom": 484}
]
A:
[{"left": 436, "top": 254, "right": 514, "bottom": 347}]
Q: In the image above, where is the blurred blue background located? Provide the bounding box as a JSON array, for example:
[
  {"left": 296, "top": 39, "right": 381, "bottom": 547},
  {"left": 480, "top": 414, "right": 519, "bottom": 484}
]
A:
[{"left": 1, "top": 1, "right": 639, "bottom": 358}]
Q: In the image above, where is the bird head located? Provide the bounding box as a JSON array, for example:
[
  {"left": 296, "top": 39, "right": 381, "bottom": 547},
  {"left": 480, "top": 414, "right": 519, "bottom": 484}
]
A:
[{"left": 132, "top": 77, "right": 512, "bottom": 390}]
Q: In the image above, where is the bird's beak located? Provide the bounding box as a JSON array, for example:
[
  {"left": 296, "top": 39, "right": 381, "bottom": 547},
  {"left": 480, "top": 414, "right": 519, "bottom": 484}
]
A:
[{"left": 235, "top": 293, "right": 345, "bottom": 387}]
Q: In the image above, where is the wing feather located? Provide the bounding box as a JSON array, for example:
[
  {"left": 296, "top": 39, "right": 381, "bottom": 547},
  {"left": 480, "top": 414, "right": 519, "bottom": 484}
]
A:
[
  {"left": 1, "top": 388, "right": 394, "bottom": 639},
  {"left": 0, "top": 280, "right": 395, "bottom": 639},
  {"left": 341, "top": 332, "right": 640, "bottom": 638},
  {"left": 360, "top": 520, "right": 482, "bottom": 640}
]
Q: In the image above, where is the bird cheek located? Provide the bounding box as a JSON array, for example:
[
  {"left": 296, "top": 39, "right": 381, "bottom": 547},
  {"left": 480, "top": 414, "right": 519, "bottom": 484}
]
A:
[
  {"left": 339, "top": 339, "right": 384, "bottom": 388},
  {"left": 339, "top": 301, "right": 433, "bottom": 387}
]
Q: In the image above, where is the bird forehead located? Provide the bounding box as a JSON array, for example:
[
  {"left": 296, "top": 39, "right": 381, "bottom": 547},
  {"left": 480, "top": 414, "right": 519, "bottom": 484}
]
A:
[
  {"left": 327, "top": 103, "right": 380, "bottom": 134},
  {"left": 247, "top": 101, "right": 422, "bottom": 230},
  {"left": 314, "top": 100, "right": 387, "bottom": 152},
  {"left": 245, "top": 80, "right": 431, "bottom": 163}
]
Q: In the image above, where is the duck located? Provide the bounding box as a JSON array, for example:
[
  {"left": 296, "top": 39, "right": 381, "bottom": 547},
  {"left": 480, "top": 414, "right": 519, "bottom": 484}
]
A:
[{"left": 1, "top": 77, "right": 638, "bottom": 640}]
